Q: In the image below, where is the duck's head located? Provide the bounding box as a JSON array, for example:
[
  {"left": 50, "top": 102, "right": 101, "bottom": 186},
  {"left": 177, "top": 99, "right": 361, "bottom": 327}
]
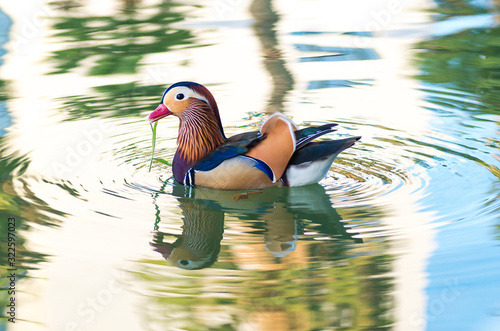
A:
[{"left": 147, "top": 81, "right": 223, "bottom": 127}]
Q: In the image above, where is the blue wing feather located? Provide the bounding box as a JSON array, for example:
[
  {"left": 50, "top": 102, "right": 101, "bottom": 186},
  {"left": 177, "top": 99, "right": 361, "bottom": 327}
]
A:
[
  {"left": 192, "top": 134, "right": 266, "bottom": 172},
  {"left": 193, "top": 145, "right": 247, "bottom": 171},
  {"left": 241, "top": 155, "right": 274, "bottom": 181}
]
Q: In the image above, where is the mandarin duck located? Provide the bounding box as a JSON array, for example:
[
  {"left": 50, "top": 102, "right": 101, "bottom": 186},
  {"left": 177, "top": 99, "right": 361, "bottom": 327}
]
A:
[{"left": 147, "top": 82, "right": 360, "bottom": 190}]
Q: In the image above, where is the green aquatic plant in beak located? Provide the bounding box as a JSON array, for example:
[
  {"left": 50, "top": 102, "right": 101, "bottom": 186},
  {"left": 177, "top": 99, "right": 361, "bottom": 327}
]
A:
[
  {"left": 148, "top": 121, "right": 158, "bottom": 172},
  {"left": 148, "top": 121, "right": 171, "bottom": 172}
]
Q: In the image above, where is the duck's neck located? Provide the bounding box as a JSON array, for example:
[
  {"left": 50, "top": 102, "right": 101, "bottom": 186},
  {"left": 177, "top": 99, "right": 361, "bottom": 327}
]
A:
[{"left": 173, "top": 104, "right": 225, "bottom": 183}]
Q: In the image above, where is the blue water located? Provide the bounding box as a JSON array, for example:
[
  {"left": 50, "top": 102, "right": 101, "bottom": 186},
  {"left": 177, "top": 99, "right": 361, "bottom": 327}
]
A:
[{"left": 1, "top": 0, "right": 500, "bottom": 330}]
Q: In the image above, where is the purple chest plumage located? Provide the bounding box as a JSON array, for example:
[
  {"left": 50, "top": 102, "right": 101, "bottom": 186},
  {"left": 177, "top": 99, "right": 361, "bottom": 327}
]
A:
[{"left": 172, "top": 151, "right": 192, "bottom": 184}]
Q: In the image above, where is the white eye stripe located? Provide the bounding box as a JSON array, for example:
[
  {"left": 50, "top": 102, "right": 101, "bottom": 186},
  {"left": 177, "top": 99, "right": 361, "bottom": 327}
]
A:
[{"left": 164, "top": 86, "right": 209, "bottom": 105}]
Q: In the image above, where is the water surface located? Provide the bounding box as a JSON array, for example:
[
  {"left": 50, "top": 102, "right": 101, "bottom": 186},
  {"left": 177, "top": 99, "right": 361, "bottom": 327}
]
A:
[{"left": 1, "top": 0, "right": 500, "bottom": 330}]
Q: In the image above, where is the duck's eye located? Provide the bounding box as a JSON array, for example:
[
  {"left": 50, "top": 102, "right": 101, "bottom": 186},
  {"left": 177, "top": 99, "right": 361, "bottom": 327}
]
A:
[{"left": 176, "top": 93, "right": 185, "bottom": 100}]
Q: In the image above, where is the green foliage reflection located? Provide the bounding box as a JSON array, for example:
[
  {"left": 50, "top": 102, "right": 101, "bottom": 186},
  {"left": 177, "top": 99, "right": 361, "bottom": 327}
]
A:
[
  {"left": 50, "top": 2, "right": 195, "bottom": 75},
  {"left": 60, "top": 82, "right": 164, "bottom": 119},
  {"left": 0, "top": 143, "right": 63, "bottom": 325},
  {"left": 415, "top": 3, "right": 500, "bottom": 113}
]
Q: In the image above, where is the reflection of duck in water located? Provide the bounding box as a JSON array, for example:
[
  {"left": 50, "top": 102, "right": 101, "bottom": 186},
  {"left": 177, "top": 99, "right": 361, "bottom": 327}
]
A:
[
  {"left": 147, "top": 82, "right": 360, "bottom": 189},
  {"left": 151, "top": 184, "right": 361, "bottom": 269},
  {"left": 259, "top": 184, "right": 362, "bottom": 258},
  {"left": 151, "top": 198, "right": 224, "bottom": 270}
]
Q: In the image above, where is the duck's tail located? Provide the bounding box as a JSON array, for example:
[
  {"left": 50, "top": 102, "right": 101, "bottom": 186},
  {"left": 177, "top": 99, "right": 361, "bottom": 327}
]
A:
[{"left": 283, "top": 136, "right": 361, "bottom": 187}]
